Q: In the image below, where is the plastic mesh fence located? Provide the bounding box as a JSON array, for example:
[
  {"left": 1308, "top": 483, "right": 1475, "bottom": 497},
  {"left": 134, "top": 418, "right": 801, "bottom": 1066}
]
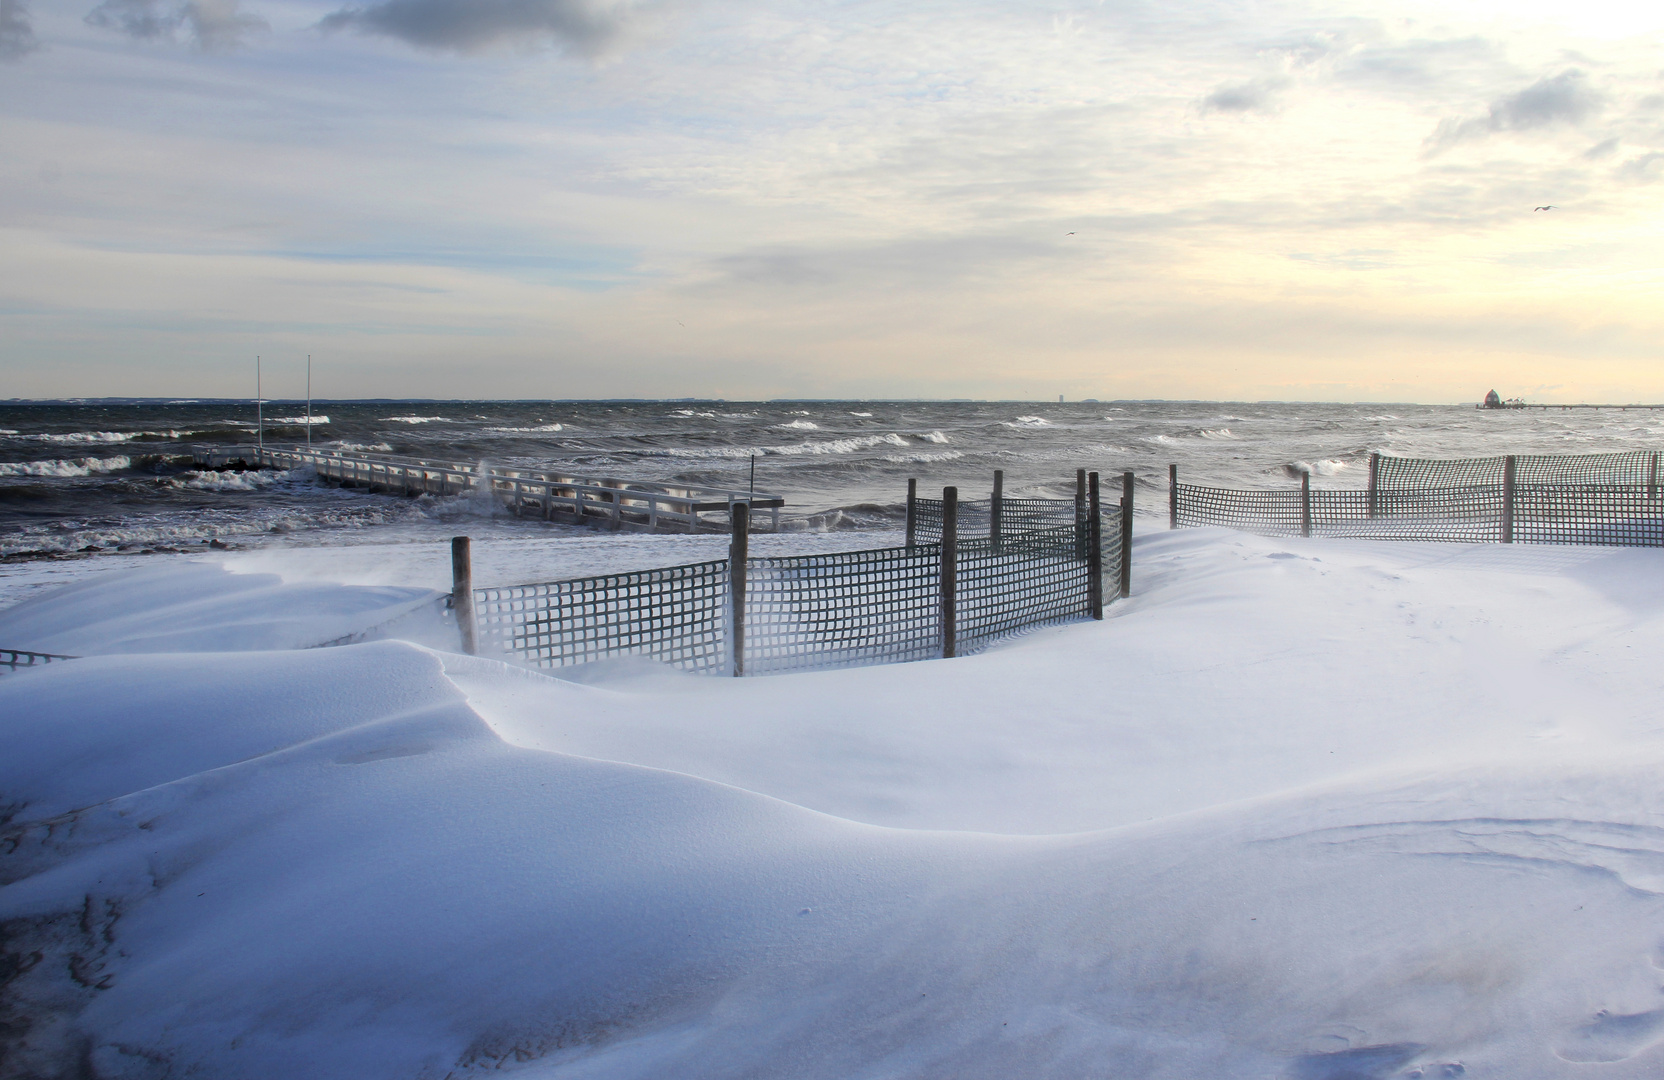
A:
[
  {"left": 476, "top": 506, "right": 1123, "bottom": 676},
  {"left": 1514, "top": 485, "right": 1664, "bottom": 546},
  {"left": 474, "top": 559, "right": 730, "bottom": 671},
  {"left": 913, "top": 496, "right": 1078, "bottom": 544},
  {"left": 957, "top": 524, "right": 1096, "bottom": 653},
  {"left": 744, "top": 545, "right": 943, "bottom": 674},
  {"left": 1176, "top": 451, "right": 1664, "bottom": 546}
]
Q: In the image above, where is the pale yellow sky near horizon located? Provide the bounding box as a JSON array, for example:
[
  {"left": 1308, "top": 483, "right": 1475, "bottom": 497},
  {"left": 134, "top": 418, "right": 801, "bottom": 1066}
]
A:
[{"left": 1, "top": 0, "right": 1661, "bottom": 402}]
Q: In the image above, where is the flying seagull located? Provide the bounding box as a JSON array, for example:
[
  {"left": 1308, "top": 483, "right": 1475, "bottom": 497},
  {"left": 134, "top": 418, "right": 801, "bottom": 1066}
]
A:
[{"left": 1534, "top": 205, "right": 1556, "bottom": 211}]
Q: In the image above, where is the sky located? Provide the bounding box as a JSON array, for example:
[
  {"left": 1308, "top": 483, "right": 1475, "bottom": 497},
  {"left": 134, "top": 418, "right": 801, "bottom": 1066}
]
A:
[{"left": 1, "top": 0, "right": 1661, "bottom": 402}]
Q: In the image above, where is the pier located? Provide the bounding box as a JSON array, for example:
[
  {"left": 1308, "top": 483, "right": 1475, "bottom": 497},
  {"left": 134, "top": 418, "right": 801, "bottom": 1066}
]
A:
[{"left": 194, "top": 446, "right": 784, "bottom": 533}]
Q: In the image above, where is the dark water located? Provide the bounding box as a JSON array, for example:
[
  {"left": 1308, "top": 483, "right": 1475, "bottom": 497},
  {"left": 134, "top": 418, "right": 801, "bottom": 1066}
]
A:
[{"left": 2, "top": 398, "right": 1659, "bottom": 555}]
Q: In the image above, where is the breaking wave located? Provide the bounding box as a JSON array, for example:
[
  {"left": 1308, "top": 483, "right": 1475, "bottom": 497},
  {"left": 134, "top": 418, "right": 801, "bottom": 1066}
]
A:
[
  {"left": 22, "top": 430, "right": 182, "bottom": 444},
  {"left": 0, "top": 455, "right": 133, "bottom": 478}
]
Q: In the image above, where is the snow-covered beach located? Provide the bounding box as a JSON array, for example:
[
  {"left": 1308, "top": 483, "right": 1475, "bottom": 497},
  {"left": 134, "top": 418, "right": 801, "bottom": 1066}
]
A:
[{"left": 6, "top": 524, "right": 1664, "bottom": 1078}]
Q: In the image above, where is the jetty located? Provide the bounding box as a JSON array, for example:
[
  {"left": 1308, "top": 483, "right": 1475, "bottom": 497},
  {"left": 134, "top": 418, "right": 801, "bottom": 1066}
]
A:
[
  {"left": 1478, "top": 390, "right": 1664, "bottom": 411},
  {"left": 193, "top": 446, "right": 784, "bottom": 533}
]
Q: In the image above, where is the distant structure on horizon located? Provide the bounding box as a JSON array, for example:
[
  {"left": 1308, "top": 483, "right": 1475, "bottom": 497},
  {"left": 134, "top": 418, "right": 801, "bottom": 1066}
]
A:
[
  {"left": 1479, "top": 390, "right": 1526, "bottom": 410},
  {"left": 1476, "top": 391, "right": 1664, "bottom": 412}
]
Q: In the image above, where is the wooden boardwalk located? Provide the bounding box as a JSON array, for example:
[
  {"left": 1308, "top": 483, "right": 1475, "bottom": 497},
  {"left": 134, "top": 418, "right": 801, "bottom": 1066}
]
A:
[{"left": 194, "top": 446, "right": 784, "bottom": 533}]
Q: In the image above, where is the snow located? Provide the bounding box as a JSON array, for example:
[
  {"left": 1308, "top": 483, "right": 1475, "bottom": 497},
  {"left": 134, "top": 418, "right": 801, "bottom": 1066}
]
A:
[{"left": 5, "top": 525, "right": 1664, "bottom": 1077}]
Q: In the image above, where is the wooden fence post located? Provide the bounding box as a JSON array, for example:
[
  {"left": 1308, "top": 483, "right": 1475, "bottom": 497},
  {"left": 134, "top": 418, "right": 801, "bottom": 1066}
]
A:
[
  {"left": 1088, "top": 472, "right": 1103, "bottom": 619},
  {"left": 1368, "top": 452, "right": 1380, "bottom": 519},
  {"left": 1120, "top": 470, "right": 1134, "bottom": 599},
  {"left": 941, "top": 486, "right": 957, "bottom": 659},
  {"left": 991, "top": 469, "right": 1004, "bottom": 549},
  {"left": 1168, "top": 463, "right": 1178, "bottom": 530},
  {"left": 1075, "top": 468, "right": 1086, "bottom": 558},
  {"left": 905, "top": 478, "right": 917, "bottom": 547},
  {"left": 451, "top": 536, "right": 477, "bottom": 656},
  {"left": 1300, "top": 472, "right": 1312, "bottom": 539},
  {"left": 1650, "top": 452, "right": 1658, "bottom": 503},
  {"left": 1501, "top": 455, "right": 1516, "bottom": 543},
  {"left": 730, "top": 501, "right": 749, "bottom": 676}
]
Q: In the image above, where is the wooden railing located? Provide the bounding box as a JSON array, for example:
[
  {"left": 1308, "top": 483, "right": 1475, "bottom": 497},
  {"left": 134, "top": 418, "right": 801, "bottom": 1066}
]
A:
[
  {"left": 193, "top": 446, "right": 784, "bottom": 533},
  {"left": 1, "top": 648, "right": 79, "bottom": 674}
]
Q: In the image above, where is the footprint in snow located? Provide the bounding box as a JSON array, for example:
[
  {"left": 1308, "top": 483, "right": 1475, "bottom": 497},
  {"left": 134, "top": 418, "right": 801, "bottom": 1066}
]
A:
[
  {"left": 1556, "top": 1007, "right": 1664, "bottom": 1063},
  {"left": 1288, "top": 1042, "right": 1424, "bottom": 1079}
]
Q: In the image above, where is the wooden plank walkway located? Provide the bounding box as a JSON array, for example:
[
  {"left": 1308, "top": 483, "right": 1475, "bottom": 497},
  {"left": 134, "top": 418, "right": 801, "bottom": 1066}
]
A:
[{"left": 193, "top": 446, "right": 784, "bottom": 533}]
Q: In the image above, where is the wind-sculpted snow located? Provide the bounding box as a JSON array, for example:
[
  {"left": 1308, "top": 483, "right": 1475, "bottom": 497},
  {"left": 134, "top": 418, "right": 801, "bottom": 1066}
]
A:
[
  {"left": 0, "top": 561, "right": 446, "bottom": 655},
  {"left": 5, "top": 529, "right": 1664, "bottom": 1077}
]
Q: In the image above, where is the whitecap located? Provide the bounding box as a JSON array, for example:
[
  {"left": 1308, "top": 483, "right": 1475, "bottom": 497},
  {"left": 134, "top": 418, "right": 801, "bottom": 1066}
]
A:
[
  {"left": 267, "top": 416, "right": 330, "bottom": 425},
  {"left": 1004, "top": 416, "right": 1051, "bottom": 427},
  {"left": 776, "top": 420, "right": 820, "bottom": 430},
  {"left": 486, "top": 424, "right": 564, "bottom": 433},
  {"left": 380, "top": 416, "right": 455, "bottom": 424},
  {"left": 850, "top": 412, "right": 873, "bottom": 418},
  {"left": 0, "top": 455, "right": 133, "bottom": 478},
  {"left": 24, "top": 431, "right": 173, "bottom": 444},
  {"left": 920, "top": 431, "right": 951, "bottom": 444},
  {"left": 882, "top": 450, "right": 965, "bottom": 464}
]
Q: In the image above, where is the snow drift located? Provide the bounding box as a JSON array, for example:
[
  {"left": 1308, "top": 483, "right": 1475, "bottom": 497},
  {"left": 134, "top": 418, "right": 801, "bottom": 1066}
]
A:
[{"left": 5, "top": 528, "right": 1664, "bottom": 1078}]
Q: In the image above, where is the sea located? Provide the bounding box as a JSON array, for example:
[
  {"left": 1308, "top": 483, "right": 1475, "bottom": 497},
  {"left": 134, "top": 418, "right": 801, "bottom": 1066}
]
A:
[{"left": 2, "top": 398, "right": 1660, "bottom": 559}]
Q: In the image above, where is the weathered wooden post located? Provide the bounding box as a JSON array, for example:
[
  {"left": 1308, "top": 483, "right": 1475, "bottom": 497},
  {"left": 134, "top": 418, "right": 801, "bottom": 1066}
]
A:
[
  {"left": 991, "top": 469, "right": 1004, "bottom": 549},
  {"left": 905, "top": 478, "right": 917, "bottom": 547},
  {"left": 1075, "top": 468, "right": 1087, "bottom": 558},
  {"left": 1088, "top": 472, "right": 1103, "bottom": 619},
  {"left": 1367, "top": 452, "right": 1380, "bottom": 519},
  {"left": 730, "top": 501, "right": 749, "bottom": 676},
  {"left": 1118, "top": 465, "right": 1131, "bottom": 599},
  {"left": 1650, "top": 452, "right": 1659, "bottom": 503},
  {"left": 1300, "top": 472, "right": 1312, "bottom": 539},
  {"left": 1501, "top": 454, "right": 1517, "bottom": 543},
  {"left": 451, "top": 536, "right": 477, "bottom": 656},
  {"left": 1168, "top": 463, "right": 1178, "bottom": 530},
  {"left": 941, "top": 486, "right": 958, "bottom": 659}
]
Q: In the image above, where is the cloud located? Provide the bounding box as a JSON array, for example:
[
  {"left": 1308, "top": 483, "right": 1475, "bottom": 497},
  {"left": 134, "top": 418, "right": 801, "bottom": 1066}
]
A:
[
  {"left": 84, "top": 0, "right": 268, "bottom": 49},
  {"left": 316, "top": 0, "right": 641, "bottom": 55},
  {"left": 1, "top": 0, "right": 38, "bottom": 60},
  {"left": 1617, "top": 152, "right": 1664, "bottom": 183},
  {"left": 1426, "top": 69, "right": 1601, "bottom": 152},
  {"left": 1200, "top": 77, "right": 1287, "bottom": 114},
  {"left": 1583, "top": 136, "right": 1619, "bottom": 160}
]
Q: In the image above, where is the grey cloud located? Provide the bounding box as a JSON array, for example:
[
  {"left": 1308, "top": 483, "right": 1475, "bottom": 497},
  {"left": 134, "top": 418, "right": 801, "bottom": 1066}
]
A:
[
  {"left": 1336, "top": 37, "right": 1494, "bottom": 89},
  {"left": 1617, "top": 152, "right": 1664, "bottom": 183},
  {"left": 1426, "top": 69, "right": 1601, "bottom": 152},
  {"left": 1201, "top": 77, "right": 1286, "bottom": 114},
  {"left": 1583, "top": 137, "right": 1619, "bottom": 160},
  {"left": 317, "top": 0, "right": 638, "bottom": 55},
  {"left": 1, "top": 0, "right": 38, "bottom": 60},
  {"left": 85, "top": 0, "right": 268, "bottom": 49}
]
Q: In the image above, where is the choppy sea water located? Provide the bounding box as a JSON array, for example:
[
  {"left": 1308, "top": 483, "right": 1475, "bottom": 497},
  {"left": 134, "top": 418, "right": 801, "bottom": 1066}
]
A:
[{"left": 2, "top": 399, "right": 1660, "bottom": 558}]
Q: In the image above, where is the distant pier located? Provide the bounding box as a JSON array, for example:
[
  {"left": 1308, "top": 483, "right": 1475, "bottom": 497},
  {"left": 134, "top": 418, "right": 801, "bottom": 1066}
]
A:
[
  {"left": 194, "top": 446, "right": 784, "bottom": 533},
  {"left": 1478, "top": 390, "right": 1664, "bottom": 411}
]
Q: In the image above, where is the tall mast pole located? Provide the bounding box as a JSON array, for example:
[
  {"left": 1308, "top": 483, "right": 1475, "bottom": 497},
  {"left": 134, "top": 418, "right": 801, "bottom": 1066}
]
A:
[
  {"left": 306, "top": 354, "right": 312, "bottom": 448},
  {"left": 256, "top": 355, "right": 263, "bottom": 451}
]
